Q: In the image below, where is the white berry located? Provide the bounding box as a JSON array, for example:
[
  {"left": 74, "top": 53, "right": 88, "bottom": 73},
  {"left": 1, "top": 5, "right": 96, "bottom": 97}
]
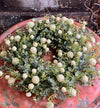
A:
[
  {"left": 12, "top": 58, "right": 19, "bottom": 65},
  {"left": 89, "top": 58, "right": 96, "bottom": 66},
  {"left": 26, "top": 92, "right": 32, "bottom": 97},
  {"left": 83, "top": 47, "right": 87, "bottom": 52},
  {"left": 15, "top": 35, "right": 21, "bottom": 42},
  {"left": 22, "top": 73, "right": 28, "bottom": 79},
  {"left": 57, "top": 74, "right": 64, "bottom": 82},
  {"left": 61, "top": 87, "right": 67, "bottom": 93},
  {"left": 67, "top": 51, "right": 73, "bottom": 58},
  {"left": 5, "top": 75, "right": 10, "bottom": 80},
  {"left": 47, "top": 39, "right": 51, "bottom": 44},
  {"left": 30, "top": 47, "right": 37, "bottom": 54},
  {"left": 58, "top": 30, "right": 62, "bottom": 34},
  {"left": 0, "top": 71, "right": 3, "bottom": 77},
  {"left": 22, "top": 45, "right": 27, "bottom": 49},
  {"left": 57, "top": 62, "right": 62, "bottom": 67},
  {"left": 81, "top": 75, "right": 88, "bottom": 83},
  {"left": 33, "top": 42, "right": 38, "bottom": 47},
  {"left": 60, "top": 68, "right": 65, "bottom": 73},
  {"left": 28, "top": 83, "right": 34, "bottom": 90},
  {"left": 47, "top": 102, "right": 54, "bottom": 108},
  {"left": 40, "top": 38, "right": 46, "bottom": 44},
  {"left": 12, "top": 46, "right": 17, "bottom": 51},
  {"left": 71, "top": 60, "right": 76, "bottom": 66},
  {"left": 32, "top": 69, "right": 37, "bottom": 74},
  {"left": 68, "top": 88, "right": 77, "bottom": 97},
  {"left": 32, "top": 76, "right": 40, "bottom": 84}
]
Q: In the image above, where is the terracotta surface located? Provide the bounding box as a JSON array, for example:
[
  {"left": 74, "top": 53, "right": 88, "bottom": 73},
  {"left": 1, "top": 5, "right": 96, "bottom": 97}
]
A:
[{"left": 0, "top": 18, "right": 100, "bottom": 108}]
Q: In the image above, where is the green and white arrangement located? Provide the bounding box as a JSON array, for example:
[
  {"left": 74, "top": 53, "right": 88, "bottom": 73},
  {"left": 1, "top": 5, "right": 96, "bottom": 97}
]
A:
[{"left": 0, "top": 14, "right": 100, "bottom": 108}]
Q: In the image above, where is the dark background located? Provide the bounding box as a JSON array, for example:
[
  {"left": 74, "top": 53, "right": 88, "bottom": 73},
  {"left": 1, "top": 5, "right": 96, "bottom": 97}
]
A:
[{"left": 0, "top": 0, "right": 100, "bottom": 35}]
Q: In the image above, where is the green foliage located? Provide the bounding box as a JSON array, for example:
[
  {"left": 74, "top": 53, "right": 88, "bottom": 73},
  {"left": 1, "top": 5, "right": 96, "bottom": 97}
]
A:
[{"left": 0, "top": 15, "right": 99, "bottom": 104}]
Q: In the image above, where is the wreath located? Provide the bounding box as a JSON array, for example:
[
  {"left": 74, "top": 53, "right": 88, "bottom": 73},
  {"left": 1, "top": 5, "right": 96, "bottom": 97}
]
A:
[{"left": 0, "top": 14, "right": 100, "bottom": 108}]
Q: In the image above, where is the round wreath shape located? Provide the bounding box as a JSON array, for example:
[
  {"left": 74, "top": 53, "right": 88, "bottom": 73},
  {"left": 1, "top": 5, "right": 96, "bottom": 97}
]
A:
[{"left": 0, "top": 15, "right": 100, "bottom": 108}]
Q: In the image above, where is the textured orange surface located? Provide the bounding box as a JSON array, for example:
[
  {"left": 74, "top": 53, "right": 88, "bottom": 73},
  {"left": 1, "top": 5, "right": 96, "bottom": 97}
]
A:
[{"left": 0, "top": 18, "right": 100, "bottom": 108}]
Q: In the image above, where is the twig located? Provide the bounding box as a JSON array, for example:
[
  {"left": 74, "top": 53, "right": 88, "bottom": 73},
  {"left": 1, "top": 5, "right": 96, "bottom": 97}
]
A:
[
  {"left": 84, "top": 0, "right": 93, "bottom": 13},
  {"left": 84, "top": 0, "right": 99, "bottom": 27},
  {"left": 94, "top": 3, "right": 100, "bottom": 7}
]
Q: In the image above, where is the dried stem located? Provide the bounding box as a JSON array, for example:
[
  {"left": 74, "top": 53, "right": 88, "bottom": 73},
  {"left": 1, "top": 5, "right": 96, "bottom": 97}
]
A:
[{"left": 84, "top": 0, "right": 100, "bottom": 28}]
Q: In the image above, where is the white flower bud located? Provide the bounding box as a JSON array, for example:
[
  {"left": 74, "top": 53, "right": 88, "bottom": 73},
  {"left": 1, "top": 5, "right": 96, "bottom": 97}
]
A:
[
  {"left": 28, "top": 83, "right": 34, "bottom": 90},
  {"left": 90, "top": 37, "right": 95, "bottom": 43},
  {"left": 40, "top": 38, "right": 46, "bottom": 44},
  {"left": 27, "top": 21, "right": 34, "bottom": 28},
  {"left": 22, "top": 45, "right": 27, "bottom": 49},
  {"left": 51, "top": 15, "right": 55, "bottom": 19},
  {"left": 58, "top": 30, "right": 62, "bottom": 34},
  {"left": 58, "top": 52, "right": 62, "bottom": 57},
  {"left": 89, "top": 58, "right": 96, "bottom": 66},
  {"left": 8, "top": 77, "right": 15, "bottom": 85},
  {"left": 67, "top": 31, "right": 72, "bottom": 35},
  {"left": 32, "top": 69, "right": 37, "bottom": 74},
  {"left": 57, "top": 74, "right": 64, "bottom": 82},
  {"left": 62, "top": 17, "right": 67, "bottom": 22},
  {"left": 71, "top": 60, "right": 76, "bottom": 66},
  {"left": 30, "top": 35, "right": 34, "bottom": 39},
  {"left": 31, "top": 18, "right": 35, "bottom": 22},
  {"left": 45, "top": 48, "right": 49, "bottom": 52},
  {"left": 47, "top": 102, "right": 54, "bottom": 108},
  {"left": 50, "top": 24, "right": 56, "bottom": 31},
  {"left": 83, "top": 21, "right": 87, "bottom": 26},
  {"left": 32, "top": 76, "right": 40, "bottom": 84},
  {"left": 82, "top": 26, "right": 85, "bottom": 30},
  {"left": 26, "top": 92, "right": 32, "bottom": 97},
  {"left": 30, "top": 47, "right": 37, "bottom": 54},
  {"left": 22, "top": 73, "right": 28, "bottom": 79},
  {"left": 60, "top": 68, "right": 65, "bottom": 73},
  {"left": 33, "top": 42, "right": 38, "bottom": 47},
  {"left": 83, "top": 47, "right": 87, "bottom": 52},
  {"left": 43, "top": 44, "right": 47, "bottom": 49},
  {"left": 5, "top": 75, "right": 10, "bottom": 80},
  {"left": 0, "top": 71, "right": 3, "bottom": 77},
  {"left": 10, "top": 36, "right": 14, "bottom": 40},
  {"left": 61, "top": 87, "right": 67, "bottom": 93},
  {"left": 76, "top": 34, "right": 81, "bottom": 39},
  {"left": 39, "top": 20, "right": 42, "bottom": 24},
  {"left": 5, "top": 40, "right": 10, "bottom": 46},
  {"left": 12, "top": 58, "right": 19, "bottom": 65},
  {"left": 15, "top": 35, "right": 21, "bottom": 42},
  {"left": 28, "top": 28, "right": 33, "bottom": 33},
  {"left": 58, "top": 50, "right": 62, "bottom": 53},
  {"left": 67, "top": 19, "right": 74, "bottom": 25},
  {"left": 56, "top": 17, "right": 60, "bottom": 21},
  {"left": 67, "top": 51, "right": 73, "bottom": 58},
  {"left": 81, "top": 75, "right": 88, "bottom": 83},
  {"left": 9, "top": 47, "right": 12, "bottom": 50},
  {"left": 74, "top": 42, "right": 78, "bottom": 45},
  {"left": 77, "top": 52, "right": 82, "bottom": 57},
  {"left": 86, "top": 42, "right": 92, "bottom": 49},
  {"left": 46, "top": 19, "right": 50, "bottom": 24},
  {"left": 53, "top": 60, "right": 58, "bottom": 64},
  {"left": 15, "top": 71, "right": 19, "bottom": 74},
  {"left": 0, "top": 51, "right": 7, "bottom": 57},
  {"left": 12, "top": 46, "right": 17, "bottom": 51},
  {"left": 68, "top": 88, "right": 77, "bottom": 97},
  {"left": 57, "top": 62, "right": 62, "bottom": 67},
  {"left": 47, "top": 39, "right": 51, "bottom": 44}
]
